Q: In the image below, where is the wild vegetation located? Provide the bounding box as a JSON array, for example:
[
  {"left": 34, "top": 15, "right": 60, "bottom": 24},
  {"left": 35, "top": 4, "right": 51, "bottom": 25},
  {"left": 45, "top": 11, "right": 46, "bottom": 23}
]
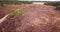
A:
[
  {"left": 44, "top": 1, "right": 60, "bottom": 10},
  {"left": 44, "top": 2, "right": 60, "bottom": 6},
  {"left": 5, "top": 9, "right": 24, "bottom": 18},
  {"left": 0, "top": 1, "right": 60, "bottom": 32},
  {"left": 0, "top": 1, "right": 33, "bottom": 6}
]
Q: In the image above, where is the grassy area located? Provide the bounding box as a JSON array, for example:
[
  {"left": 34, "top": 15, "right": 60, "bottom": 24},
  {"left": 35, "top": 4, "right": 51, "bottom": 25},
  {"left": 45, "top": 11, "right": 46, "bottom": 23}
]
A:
[{"left": 6, "top": 9, "right": 24, "bottom": 18}]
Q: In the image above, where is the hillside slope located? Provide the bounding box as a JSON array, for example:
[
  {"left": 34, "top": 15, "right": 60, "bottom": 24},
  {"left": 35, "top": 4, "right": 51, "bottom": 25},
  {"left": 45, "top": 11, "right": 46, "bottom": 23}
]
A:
[{"left": 0, "top": 4, "right": 60, "bottom": 32}]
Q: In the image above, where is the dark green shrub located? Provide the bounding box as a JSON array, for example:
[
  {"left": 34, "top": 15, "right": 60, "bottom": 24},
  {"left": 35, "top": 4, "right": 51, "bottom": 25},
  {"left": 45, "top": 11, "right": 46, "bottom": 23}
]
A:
[{"left": 44, "top": 2, "right": 60, "bottom": 6}]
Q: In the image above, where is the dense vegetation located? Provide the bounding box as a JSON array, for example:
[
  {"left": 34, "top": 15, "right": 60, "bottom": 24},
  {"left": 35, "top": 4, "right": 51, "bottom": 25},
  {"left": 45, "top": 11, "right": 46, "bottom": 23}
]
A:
[
  {"left": 6, "top": 9, "right": 24, "bottom": 18},
  {"left": 0, "top": 1, "right": 60, "bottom": 10},
  {"left": 44, "top": 2, "right": 60, "bottom": 6},
  {"left": 44, "top": 1, "right": 60, "bottom": 10},
  {"left": 0, "top": 1, "right": 33, "bottom": 6}
]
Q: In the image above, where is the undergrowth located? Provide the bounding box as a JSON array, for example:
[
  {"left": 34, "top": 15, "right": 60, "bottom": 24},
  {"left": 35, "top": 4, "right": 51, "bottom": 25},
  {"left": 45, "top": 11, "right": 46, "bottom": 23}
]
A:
[{"left": 7, "top": 9, "right": 24, "bottom": 18}]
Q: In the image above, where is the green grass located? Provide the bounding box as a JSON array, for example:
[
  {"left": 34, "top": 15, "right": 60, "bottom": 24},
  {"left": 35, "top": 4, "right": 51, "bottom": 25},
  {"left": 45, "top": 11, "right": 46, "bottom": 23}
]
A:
[
  {"left": 15, "top": 9, "right": 23, "bottom": 16},
  {"left": 9, "top": 9, "right": 24, "bottom": 18}
]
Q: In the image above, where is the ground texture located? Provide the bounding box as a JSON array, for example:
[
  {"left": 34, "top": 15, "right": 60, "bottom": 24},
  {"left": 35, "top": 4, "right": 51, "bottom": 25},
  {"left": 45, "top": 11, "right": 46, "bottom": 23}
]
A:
[{"left": 0, "top": 4, "right": 60, "bottom": 32}]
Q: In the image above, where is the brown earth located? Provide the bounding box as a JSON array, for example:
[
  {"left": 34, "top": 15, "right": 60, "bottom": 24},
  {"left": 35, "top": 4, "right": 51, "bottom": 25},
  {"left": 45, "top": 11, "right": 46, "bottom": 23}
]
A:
[{"left": 0, "top": 4, "right": 60, "bottom": 32}]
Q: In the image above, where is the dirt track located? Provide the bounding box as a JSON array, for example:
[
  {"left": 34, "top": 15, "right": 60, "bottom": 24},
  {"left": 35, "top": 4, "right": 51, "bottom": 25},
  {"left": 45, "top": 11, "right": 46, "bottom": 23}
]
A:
[{"left": 0, "top": 4, "right": 60, "bottom": 32}]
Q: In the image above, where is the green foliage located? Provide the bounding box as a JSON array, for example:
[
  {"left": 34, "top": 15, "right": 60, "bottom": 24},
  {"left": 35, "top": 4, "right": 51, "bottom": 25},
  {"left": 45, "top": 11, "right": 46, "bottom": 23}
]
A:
[
  {"left": 0, "top": 1, "right": 33, "bottom": 5},
  {"left": 15, "top": 9, "right": 23, "bottom": 16},
  {"left": 9, "top": 9, "right": 24, "bottom": 18},
  {"left": 44, "top": 2, "right": 60, "bottom": 10},
  {"left": 44, "top": 2, "right": 60, "bottom": 6}
]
